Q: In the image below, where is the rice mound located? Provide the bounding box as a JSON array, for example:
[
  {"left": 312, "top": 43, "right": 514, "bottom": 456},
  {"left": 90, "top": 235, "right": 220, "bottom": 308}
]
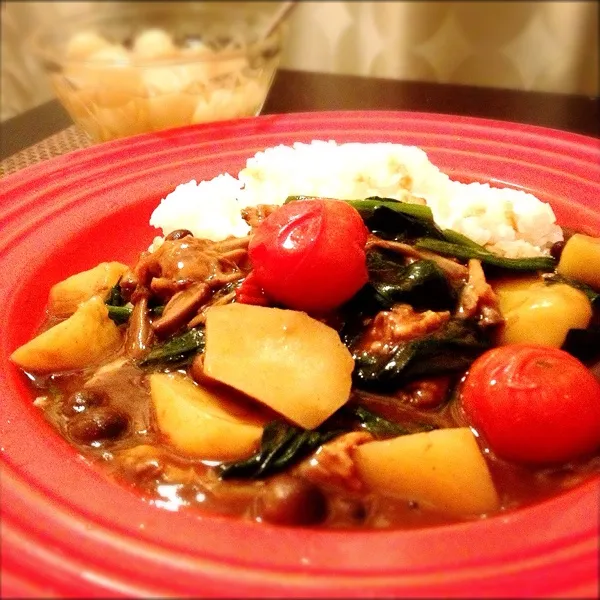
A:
[{"left": 149, "top": 140, "right": 563, "bottom": 257}]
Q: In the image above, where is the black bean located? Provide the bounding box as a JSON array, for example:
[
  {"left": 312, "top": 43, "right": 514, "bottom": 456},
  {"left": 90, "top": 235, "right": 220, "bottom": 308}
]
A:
[
  {"left": 256, "top": 475, "right": 327, "bottom": 526},
  {"left": 61, "top": 390, "right": 106, "bottom": 416},
  {"left": 165, "top": 229, "right": 193, "bottom": 241},
  {"left": 550, "top": 241, "right": 566, "bottom": 261},
  {"left": 67, "top": 408, "right": 129, "bottom": 445}
]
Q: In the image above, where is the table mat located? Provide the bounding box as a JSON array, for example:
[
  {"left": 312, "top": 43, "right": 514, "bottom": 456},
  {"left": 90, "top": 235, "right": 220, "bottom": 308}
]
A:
[{"left": 1, "top": 125, "right": 91, "bottom": 178}]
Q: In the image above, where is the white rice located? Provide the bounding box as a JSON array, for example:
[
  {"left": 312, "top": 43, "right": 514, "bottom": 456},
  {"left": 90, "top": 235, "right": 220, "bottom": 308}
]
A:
[{"left": 149, "top": 140, "right": 563, "bottom": 257}]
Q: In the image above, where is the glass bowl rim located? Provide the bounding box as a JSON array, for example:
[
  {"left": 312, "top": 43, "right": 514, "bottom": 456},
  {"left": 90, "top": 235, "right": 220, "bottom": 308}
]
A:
[{"left": 27, "top": 2, "right": 287, "bottom": 69}]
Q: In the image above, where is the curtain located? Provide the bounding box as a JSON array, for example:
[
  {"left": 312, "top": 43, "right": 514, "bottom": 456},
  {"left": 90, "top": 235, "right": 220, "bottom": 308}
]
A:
[
  {"left": 2, "top": 1, "right": 598, "bottom": 121},
  {"left": 281, "top": 1, "right": 598, "bottom": 94}
]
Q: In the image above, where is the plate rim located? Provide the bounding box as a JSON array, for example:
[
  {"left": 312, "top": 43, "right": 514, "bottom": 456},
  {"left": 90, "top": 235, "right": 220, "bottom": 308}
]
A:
[{"left": 1, "top": 110, "right": 599, "bottom": 598}]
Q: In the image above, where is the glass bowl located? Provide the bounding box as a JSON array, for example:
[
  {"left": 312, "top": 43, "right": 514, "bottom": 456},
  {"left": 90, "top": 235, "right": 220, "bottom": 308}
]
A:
[{"left": 29, "top": 2, "right": 288, "bottom": 143}]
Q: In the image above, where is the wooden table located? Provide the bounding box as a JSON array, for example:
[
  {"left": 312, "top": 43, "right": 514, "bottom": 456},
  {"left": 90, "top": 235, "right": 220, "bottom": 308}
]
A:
[{"left": 2, "top": 69, "right": 599, "bottom": 174}]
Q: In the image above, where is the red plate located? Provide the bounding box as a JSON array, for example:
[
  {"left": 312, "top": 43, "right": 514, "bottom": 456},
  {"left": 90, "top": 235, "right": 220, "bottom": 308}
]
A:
[{"left": 1, "top": 111, "right": 599, "bottom": 598}]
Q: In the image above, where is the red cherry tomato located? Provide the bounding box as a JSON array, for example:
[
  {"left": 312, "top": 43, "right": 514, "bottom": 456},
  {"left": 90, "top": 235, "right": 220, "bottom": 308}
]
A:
[
  {"left": 248, "top": 199, "right": 369, "bottom": 312},
  {"left": 460, "top": 344, "right": 600, "bottom": 464},
  {"left": 235, "top": 271, "right": 270, "bottom": 306}
]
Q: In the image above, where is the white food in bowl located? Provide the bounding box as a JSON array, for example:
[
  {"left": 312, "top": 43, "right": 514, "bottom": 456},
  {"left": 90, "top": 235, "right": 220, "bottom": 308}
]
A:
[{"left": 52, "top": 23, "right": 280, "bottom": 141}]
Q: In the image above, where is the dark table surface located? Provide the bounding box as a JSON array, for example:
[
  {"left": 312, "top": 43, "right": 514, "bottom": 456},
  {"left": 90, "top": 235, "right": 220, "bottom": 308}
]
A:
[{"left": 2, "top": 68, "right": 599, "bottom": 161}]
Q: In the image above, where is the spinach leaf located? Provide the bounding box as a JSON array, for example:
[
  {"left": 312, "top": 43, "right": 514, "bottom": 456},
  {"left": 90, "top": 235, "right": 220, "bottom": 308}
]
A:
[
  {"left": 352, "top": 319, "right": 492, "bottom": 391},
  {"left": 337, "top": 251, "right": 458, "bottom": 350},
  {"left": 105, "top": 280, "right": 131, "bottom": 324},
  {"left": 367, "top": 251, "right": 457, "bottom": 311},
  {"left": 106, "top": 282, "right": 127, "bottom": 306},
  {"left": 339, "top": 404, "right": 437, "bottom": 439},
  {"left": 347, "top": 197, "right": 436, "bottom": 224},
  {"left": 107, "top": 304, "right": 133, "bottom": 324},
  {"left": 138, "top": 327, "right": 205, "bottom": 367},
  {"left": 284, "top": 195, "right": 555, "bottom": 273},
  {"left": 107, "top": 302, "right": 164, "bottom": 325},
  {"left": 220, "top": 404, "right": 442, "bottom": 480},
  {"left": 416, "top": 236, "right": 556, "bottom": 271},
  {"left": 361, "top": 204, "right": 444, "bottom": 242},
  {"left": 337, "top": 284, "right": 386, "bottom": 350},
  {"left": 105, "top": 280, "right": 165, "bottom": 324},
  {"left": 352, "top": 405, "right": 411, "bottom": 437},
  {"left": 441, "top": 229, "right": 490, "bottom": 250},
  {"left": 219, "top": 421, "right": 343, "bottom": 480},
  {"left": 284, "top": 195, "right": 438, "bottom": 239}
]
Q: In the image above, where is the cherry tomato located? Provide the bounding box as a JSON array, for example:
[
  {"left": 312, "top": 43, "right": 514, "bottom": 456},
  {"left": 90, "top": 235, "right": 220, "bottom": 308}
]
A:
[
  {"left": 235, "top": 271, "right": 270, "bottom": 306},
  {"left": 248, "top": 199, "right": 369, "bottom": 312},
  {"left": 460, "top": 344, "right": 600, "bottom": 464}
]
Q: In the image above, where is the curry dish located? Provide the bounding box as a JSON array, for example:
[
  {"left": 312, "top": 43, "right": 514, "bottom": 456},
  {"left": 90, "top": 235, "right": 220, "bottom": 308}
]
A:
[{"left": 11, "top": 196, "right": 600, "bottom": 528}]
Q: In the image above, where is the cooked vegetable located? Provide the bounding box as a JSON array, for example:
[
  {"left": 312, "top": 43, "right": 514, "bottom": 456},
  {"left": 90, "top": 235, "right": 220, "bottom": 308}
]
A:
[
  {"left": 350, "top": 319, "right": 492, "bottom": 391},
  {"left": 10, "top": 296, "right": 122, "bottom": 373},
  {"left": 11, "top": 179, "right": 600, "bottom": 531},
  {"left": 286, "top": 195, "right": 436, "bottom": 224},
  {"left": 255, "top": 474, "right": 328, "bottom": 526},
  {"left": 204, "top": 304, "right": 355, "bottom": 429},
  {"left": 366, "top": 250, "right": 457, "bottom": 312},
  {"left": 494, "top": 279, "right": 592, "bottom": 347},
  {"left": 557, "top": 233, "right": 600, "bottom": 289},
  {"left": 248, "top": 198, "right": 368, "bottom": 312},
  {"left": 139, "top": 327, "right": 205, "bottom": 366},
  {"left": 107, "top": 304, "right": 165, "bottom": 325},
  {"left": 460, "top": 345, "right": 600, "bottom": 464},
  {"left": 67, "top": 407, "right": 129, "bottom": 445},
  {"left": 150, "top": 372, "right": 264, "bottom": 460},
  {"left": 542, "top": 272, "right": 600, "bottom": 306},
  {"left": 106, "top": 280, "right": 127, "bottom": 307},
  {"left": 48, "top": 261, "right": 129, "bottom": 317},
  {"left": 353, "top": 203, "right": 442, "bottom": 242},
  {"left": 220, "top": 401, "right": 438, "bottom": 480},
  {"left": 106, "top": 304, "right": 133, "bottom": 324},
  {"left": 345, "top": 404, "right": 436, "bottom": 438},
  {"left": 354, "top": 427, "right": 499, "bottom": 516},
  {"left": 416, "top": 236, "right": 556, "bottom": 271},
  {"left": 220, "top": 420, "right": 342, "bottom": 479}
]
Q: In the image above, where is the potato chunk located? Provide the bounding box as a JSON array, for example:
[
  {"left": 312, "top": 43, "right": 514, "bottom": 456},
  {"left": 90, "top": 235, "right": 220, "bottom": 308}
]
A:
[
  {"left": 150, "top": 372, "right": 264, "bottom": 460},
  {"left": 11, "top": 296, "right": 122, "bottom": 373},
  {"left": 48, "top": 261, "right": 129, "bottom": 317},
  {"left": 203, "top": 304, "right": 354, "bottom": 430},
  {"left": 557, "top": 233, "right": 600, "bottom": 289},
  {"left": 493, "top": 278, "right": 592, "bottom": 347},
  {"left": 354, "top": 428, "right": 499, "bottom": 516}
]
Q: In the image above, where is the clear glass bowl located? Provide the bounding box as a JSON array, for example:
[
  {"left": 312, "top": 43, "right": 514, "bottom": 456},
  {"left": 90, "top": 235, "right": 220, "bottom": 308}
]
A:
[{"left": 29, "top": 3, "right": 288, "bottom": 143}]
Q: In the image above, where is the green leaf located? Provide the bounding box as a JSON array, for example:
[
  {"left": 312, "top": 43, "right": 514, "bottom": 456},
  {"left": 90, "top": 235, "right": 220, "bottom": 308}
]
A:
[
  {"left": 441, "top": 229, "right": 489, "bottom": 250},
  {"left": 107, "top": 304, "right": 133, "bottom": 325},
  {"left": 219, "top": 421, "right": 343, "bottom": 480},
  {"left": 367, "top": 252, "right": 457, "bottom": 311},
  {"left": 346, "top": 197, "right": 435, "bottom": 222},
  {"left": 416, "top": 237, "right": 556, "bottom": 271},
  {"left": 106, "top": 282, "right": 127, "bottom": 307},
  {"left": 138, "top": 327, "right": 205, "bottom": 367},
  {"left": 106, "top": 303, "right": 164, "bottom": 325},
  {"left": 338, "top": 251, "right": 459, "bottom": 349},
  {"left": 345, "top": 405, "right": 409, "bottom": 437},
  {"left": 352, "top": 319, "right": 493, "bottom": 391},
  {"left": 347, "top": 405, "right": 437, "bottom": 439},
  {"left": 284, "top": 195, "right": 437, "bottom": 237}
]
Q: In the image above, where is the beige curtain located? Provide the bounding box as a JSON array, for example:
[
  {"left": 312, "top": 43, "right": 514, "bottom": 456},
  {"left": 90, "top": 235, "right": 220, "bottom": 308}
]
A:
[
  {"left": 2, "top": 1, "right": 598, "bottom": 122},
  {"left": 281, "top": 1, "right": 598, "bottom": 93}
]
